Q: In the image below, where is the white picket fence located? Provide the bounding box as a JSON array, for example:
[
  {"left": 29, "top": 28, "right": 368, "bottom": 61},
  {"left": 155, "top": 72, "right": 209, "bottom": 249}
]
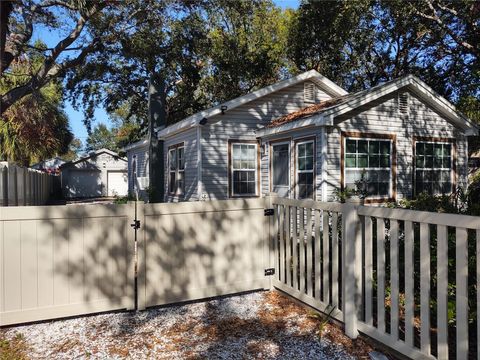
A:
[
  {"left": 0, "top": 162, "right": 59, "bottom": 206},
  {"left": 270, "top": 196, "right": 480, "bottom": 360}
]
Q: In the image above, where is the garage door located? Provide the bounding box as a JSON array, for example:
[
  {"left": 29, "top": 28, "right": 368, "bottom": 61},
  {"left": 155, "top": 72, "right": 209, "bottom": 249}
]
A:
[
  {"left": 108, "top": 171, "right": 128, "bottom": 196},
  {"left": 66, "top": 170, "right": 102, "bottom": 198}
]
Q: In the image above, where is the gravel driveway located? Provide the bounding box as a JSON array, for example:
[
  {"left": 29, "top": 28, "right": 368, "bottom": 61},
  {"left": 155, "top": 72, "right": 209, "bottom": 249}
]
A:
[{"left": 1, "top": 291, "right": 374, "bottom": 359}]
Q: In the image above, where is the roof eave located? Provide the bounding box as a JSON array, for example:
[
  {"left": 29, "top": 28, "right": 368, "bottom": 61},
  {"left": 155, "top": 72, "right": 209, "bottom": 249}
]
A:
[
  {"left": 319, "top": 75, "right": 477, "bottom": 133},
  {"left": 157, "top": 70, "right": 348, "bottom": 139},
  {"left": 256, "top": 115, "right": 327, "bottom": 138}
]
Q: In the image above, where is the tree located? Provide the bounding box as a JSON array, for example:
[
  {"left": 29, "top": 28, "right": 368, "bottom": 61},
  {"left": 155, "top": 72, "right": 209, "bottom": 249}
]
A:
[
  {"left": 85, "top": 123, "right": 118, "bottom": 153},
  {"left": 1, "top": 0, "right": 108, "bottom": 115},
  {"left": 67, "top": 0, "right": 291, "bottom": 131},
  {"left": 62, "top": 138, "right": 83, "bottom": 162},
  {"left": 288, "top": 0, "right": 479, "bottom": 101},
  {"left": 198, "top": 0, "right": 292, "bottom": 104},
  {"left": 0, "top": 46, "right": 73, "bottom": 165}
]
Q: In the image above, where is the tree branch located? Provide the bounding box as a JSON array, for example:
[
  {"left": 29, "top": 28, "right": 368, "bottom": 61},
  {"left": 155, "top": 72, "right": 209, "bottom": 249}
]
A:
[{"left": 1, "top": 3, "right": 106, "bottom": 115}]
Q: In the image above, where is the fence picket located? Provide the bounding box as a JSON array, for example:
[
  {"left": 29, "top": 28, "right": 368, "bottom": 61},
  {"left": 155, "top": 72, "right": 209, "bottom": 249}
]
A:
[
  {"left": 286, "top": 206, "right": 291, "bottom": 287},
  {"left": 323, "top": 211, "right": 329, "bottom": 303},
  {"left": 292, "top": 206, "right": 298, "bottom": 291},
  {"left": 364, "top": 216, "right": 373, "bottom": 325},
  {"left": 299, "top": 207, "right": 305, "bottom": 294},
  {"left": 456, "top": 227, "right": 468, "bottom": 360},
  {"left": 274, "top": 205, "right": 280, "bottom": 282},
  {"left": 437, "top": 225, "right": 448, "bottom": 360},
  {"left": 279, "top": 205, "right": 285, "bottom": 283},
  {"left": 477, "top": 229, "right": 480, "bottom": 360},
  {"left": 314, "top": 210, "right": 321, "bottom": 300},
  {"left": 420, "top": 222, "right": 431, "bottom": 355},
  {"left": 306, "top": 207, "right": 313, "bottom": 297},
  {"left": 331, "top": 212, "right": 338, "bottom": 309},
  {"left": 404, "top": 220, "right": 414, "bottom": 348},
  {"left": 390, "top": 219, "right": 399, "bottom": 341},
  {"left": 377, "top": 217, "right": 386, "bottom": 333}
]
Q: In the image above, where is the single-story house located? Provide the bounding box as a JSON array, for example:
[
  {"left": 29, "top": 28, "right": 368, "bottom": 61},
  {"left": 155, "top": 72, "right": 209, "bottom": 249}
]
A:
[
  {"left": 60, "top": 148, "right": 128, "bottom": 199},
  {"left": 126, "top": 70, "right": 478, "bottom": 203}
]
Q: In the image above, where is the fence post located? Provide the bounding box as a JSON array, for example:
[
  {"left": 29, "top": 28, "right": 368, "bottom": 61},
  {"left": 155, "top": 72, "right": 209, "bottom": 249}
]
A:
[
  {"left": 264, "top": 193, "right": 277, "bottom": 290},
  {"left": 342, "top": 198, "right": 362, "bottom": 339},
  {"left": 1, "top": 165, "right": 7, "bottom": 206}
]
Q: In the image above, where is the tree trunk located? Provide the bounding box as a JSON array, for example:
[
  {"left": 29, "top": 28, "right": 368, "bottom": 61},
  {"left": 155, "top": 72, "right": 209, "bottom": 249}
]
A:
[
  {"left": 0, "top": 1, "right": 13, "bottom": 76},
  {"left": 148, "top": 74, "right": 166, "bottom": 203}
]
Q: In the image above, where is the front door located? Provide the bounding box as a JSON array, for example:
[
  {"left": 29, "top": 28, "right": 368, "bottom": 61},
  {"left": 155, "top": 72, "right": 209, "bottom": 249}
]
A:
[{"left": 271, "top": 143, "right": 290, "bottom": 197}]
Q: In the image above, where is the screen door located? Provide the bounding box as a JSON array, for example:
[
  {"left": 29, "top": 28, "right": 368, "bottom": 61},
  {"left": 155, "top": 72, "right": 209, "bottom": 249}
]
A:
[{"left": 272, "top": 143, "right": 290, "bottom": 197}]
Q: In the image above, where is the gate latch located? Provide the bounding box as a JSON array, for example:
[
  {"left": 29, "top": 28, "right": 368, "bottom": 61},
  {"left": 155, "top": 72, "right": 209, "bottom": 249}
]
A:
[
  {"left": 264, "top": 208, "right": 274, "bottom": 216},
  {"left": 130, "top": 220, "right": 141, "bottom": 230},
  {"left": 264, "top": 268, "right": 275, "bottom": 276}
]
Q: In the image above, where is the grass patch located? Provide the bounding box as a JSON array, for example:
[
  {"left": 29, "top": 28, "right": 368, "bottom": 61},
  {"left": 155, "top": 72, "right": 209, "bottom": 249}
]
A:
[{"left": 0, "top": 332, "right": 29, "bottom": 360}]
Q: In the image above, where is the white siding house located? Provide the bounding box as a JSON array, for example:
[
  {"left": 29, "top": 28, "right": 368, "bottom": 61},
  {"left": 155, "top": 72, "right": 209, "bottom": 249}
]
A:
[
  {"left": 61, "top": 149, "right": 127, "bottom": 199},
  {"left": 127, "top": 70, "right": 477, "bottom": 203}
]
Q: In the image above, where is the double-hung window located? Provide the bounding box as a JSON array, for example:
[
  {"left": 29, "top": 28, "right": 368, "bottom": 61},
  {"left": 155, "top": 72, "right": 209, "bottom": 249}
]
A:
[
  {"left": 414, "top": 141, "right": 452, "bottom": 195},
  {"left": 231, "top": 142, "right": 257, "bottom": 196},
  {"left": 168, "top": 144, "right": 185, "bottom": 195},
  {"left": 296, "top": 140, "right": 314, "bottom": 199},
  {"left": 344, "top": 138, "right": 392, "bottom": 198}
]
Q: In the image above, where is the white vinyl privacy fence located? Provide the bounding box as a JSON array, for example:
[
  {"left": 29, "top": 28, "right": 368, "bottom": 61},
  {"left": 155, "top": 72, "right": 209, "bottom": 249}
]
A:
[
  {"left": 1, "top": 196, "right": 479, "bottom": 359},
  {"left": 0, "top": 162, "right": 60, "bottom": 206}
]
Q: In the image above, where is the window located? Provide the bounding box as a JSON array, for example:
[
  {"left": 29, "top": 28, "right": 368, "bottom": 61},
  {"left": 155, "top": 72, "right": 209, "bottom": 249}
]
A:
[
  {"left": 344, "top": 138, "right": 392, "bottom": 197},
  {"left": 231, "top": 142, "right": 257, "bottom": 196},
  {"left": 415, "top": 141, "right": 452, "bottom": 195},
  {"left": 296, "top": 140, "right": 314, "bottom": 199},
  {"left": 168, "top": 144, "right": 185, "bottom": 195}
]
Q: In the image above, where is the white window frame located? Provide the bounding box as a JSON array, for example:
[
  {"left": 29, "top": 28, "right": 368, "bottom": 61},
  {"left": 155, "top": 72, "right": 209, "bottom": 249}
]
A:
[
  {"left": 414, "top": 140, "right": 453, "bottom": 196},
  {"left": 295, "top": 139, "right": 315, "bottom": 199},
  {"left": 168, "top": 144, "right": 185, "bottom": 196},
  {"left": 343, "top": 137, "right": 393, "bottom": 200},
  {"left": 230, "top": 142, "right": 258, "bottom": 197}
]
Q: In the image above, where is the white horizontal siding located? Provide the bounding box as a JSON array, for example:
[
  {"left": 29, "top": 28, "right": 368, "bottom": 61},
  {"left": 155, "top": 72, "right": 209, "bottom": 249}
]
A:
[
  {"left": 326, "top": 91, "right": 468, "bottom": 201},
  {"left": 164, "top": 128, "right": 198, "bottom": 202},
  {"left": 201, "top": 82, "right": 332, "bottom": 200},
  {"left": 127, "top": 145, "right": 149, "bottom": 196}
]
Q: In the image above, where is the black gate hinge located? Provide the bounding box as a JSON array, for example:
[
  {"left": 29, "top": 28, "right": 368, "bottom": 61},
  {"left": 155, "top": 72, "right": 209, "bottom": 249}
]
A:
[
  {"left": 130, "top": 220, "right": 141, "bottom": 230},
  {"left": 264, "top": 208, "right": 274, "bottom": 216},
  {"left": 264, "top": 268, "right": 275, "bottom": 276}
]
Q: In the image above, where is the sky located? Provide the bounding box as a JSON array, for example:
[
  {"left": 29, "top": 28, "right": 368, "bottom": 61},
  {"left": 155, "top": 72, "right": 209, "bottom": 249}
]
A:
[{"left": 37, "top": 0, "right": 300, "bottom": 148}]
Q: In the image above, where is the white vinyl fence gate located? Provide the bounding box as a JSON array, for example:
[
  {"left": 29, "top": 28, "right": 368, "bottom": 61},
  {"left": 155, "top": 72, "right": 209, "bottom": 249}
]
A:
[{"left": 1, "top": 196, "right": 479, "bottom": 360}]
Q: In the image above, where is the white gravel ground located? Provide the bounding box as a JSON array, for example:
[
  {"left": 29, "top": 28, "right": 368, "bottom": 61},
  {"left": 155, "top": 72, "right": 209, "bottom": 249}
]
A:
[{"left": 1, "top": 291, "right": 362, "bottom": 359}]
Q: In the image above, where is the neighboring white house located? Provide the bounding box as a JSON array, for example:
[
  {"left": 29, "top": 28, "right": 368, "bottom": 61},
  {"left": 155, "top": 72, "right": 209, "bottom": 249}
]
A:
[
  {"left": 60, "top": 148, "right": 128, "bottom": 199},
  {"left": 125, "top": 70, "right": 478, "bottom": 203},
  {"left": 31, "top": 157, "right": 66, "bottom": 173}
]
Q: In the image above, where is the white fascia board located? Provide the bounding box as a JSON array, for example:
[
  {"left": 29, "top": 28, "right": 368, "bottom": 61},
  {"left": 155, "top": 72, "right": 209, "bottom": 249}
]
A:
[
  {"left": 123, "top": 139, "right": 149, "bottom": 152},
  {"left": 321, "top": 75, "right": 478, "bottom": 133},
  {"left": 157, "top": 70, "right": 348, "bottom": 139},
  {"left": 255, "top": 114, "right": 327, "bottom": 138}
]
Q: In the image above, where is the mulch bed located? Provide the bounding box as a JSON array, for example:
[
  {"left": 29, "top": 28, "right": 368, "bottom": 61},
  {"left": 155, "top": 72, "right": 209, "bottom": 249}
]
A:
[{"left": 1, "top": 291, "right": 377, "bottom": 359}]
